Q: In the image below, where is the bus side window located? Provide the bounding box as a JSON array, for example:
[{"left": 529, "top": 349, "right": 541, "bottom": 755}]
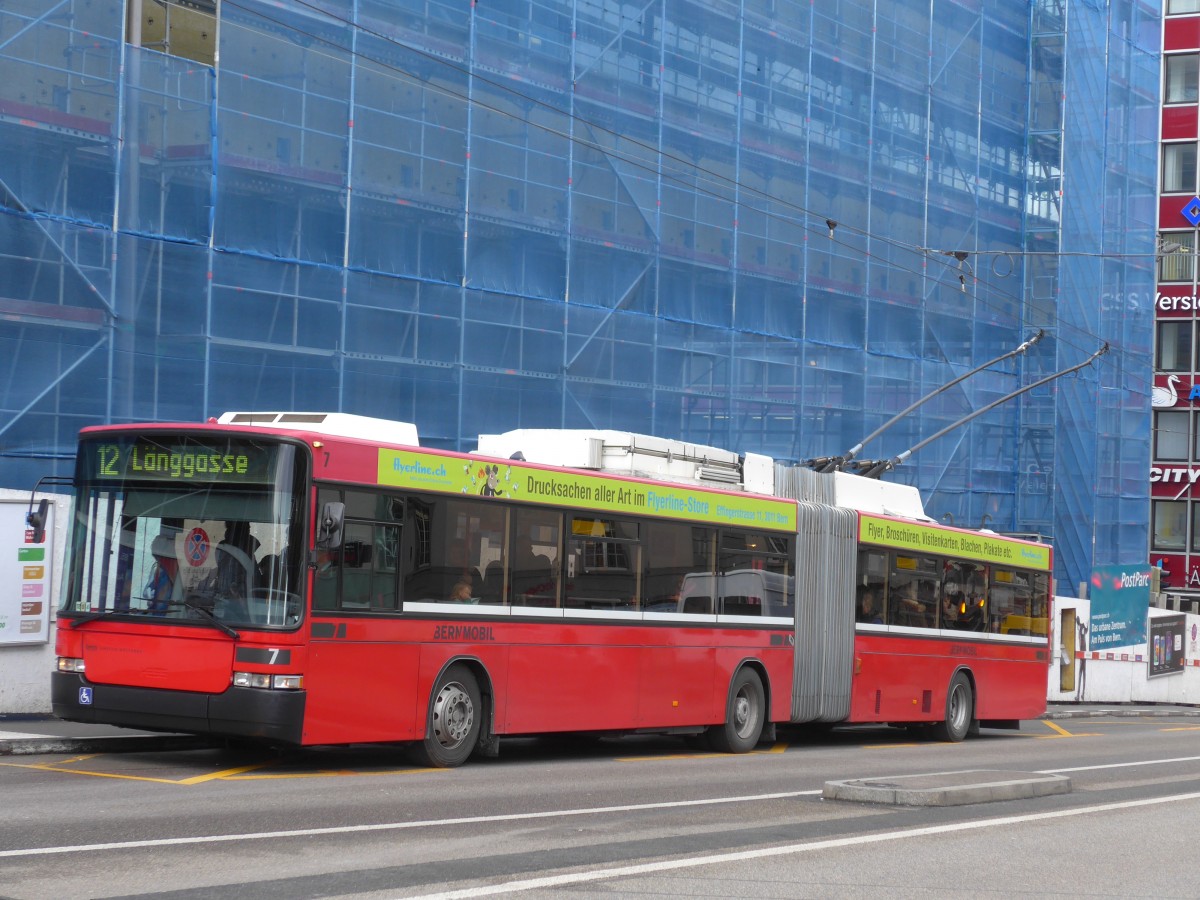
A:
[
  {"left": 721, "top": 595, "right": 760, "bottom": 616},
  {"left": 681, "top": 594, "right": 713, "bottom": 614},
  {"left": 511, "top": 508, "right": 561, "bottom": 607},
  {"left": 564, "top": 516, "right": 640, "bottom": 611},
  {"left": 641, "top": 520, "right": 711, "bottom": 612},
  {"left": 857, "top": 549, "right": 888, "bottom": 624},
  {"left": 313, "top": 489, "right": 342, "bottom": 610},
  {"left": 677, "top": 573, "right": 715, "bottom": 614},
  {"left": 340, "top": 523, "right": 375, "bottom": 609}
]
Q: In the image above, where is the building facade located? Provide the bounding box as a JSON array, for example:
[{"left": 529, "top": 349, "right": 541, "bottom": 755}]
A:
[
  {"left": 0, "top": 0, "right": 1160, "bottom": 595},
  {"left": 1154, "top": 0, "right": 1200, "bottom": 599}
]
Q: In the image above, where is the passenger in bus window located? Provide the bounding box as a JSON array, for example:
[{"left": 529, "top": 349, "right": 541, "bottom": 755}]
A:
[
  {"left": 856, "top": 589, "right": 882, "bottom": 624},
  {"left": 941, "top": 580, "right": 963, "bottom": 628},
  {"left": 892, "top": 582, "right": 919, "bottom": 626},
  {"left": 895, "top": 582, "right": 934, "bottom": 627},
  {"left": 145, "top": 535, "right": 179, "bottom": 613},
  {"left": 449, "top": 580, "right": 476, "bottom": 603},
  {"left": 960, "top": 595, "right": 986, "bottom": 631},
  {"left": 447, "top": 541, "right": 482, "bottom": 592}
]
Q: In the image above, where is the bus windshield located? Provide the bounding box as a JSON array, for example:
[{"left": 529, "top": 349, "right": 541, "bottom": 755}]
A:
[{"left": 61, "top": 435, "right": 307, "bottom": 630}]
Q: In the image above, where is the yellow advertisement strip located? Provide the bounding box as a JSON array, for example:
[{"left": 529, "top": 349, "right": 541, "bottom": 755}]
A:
[
  {"left": 378, "top": 450, "right": 797, "bottom": 531},
  {"left": 859, "top": 514, "right": 1051, "bottom": 570}
]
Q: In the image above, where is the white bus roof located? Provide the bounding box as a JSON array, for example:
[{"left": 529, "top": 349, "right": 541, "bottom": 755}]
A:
[{"left": 217, "top": 412, "right": 419, "bottom": 446}]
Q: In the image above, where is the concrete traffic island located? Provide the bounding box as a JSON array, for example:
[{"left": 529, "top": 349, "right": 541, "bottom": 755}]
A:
[{"left": 823, "top": 769, "right": 1071, "bottom": 807}]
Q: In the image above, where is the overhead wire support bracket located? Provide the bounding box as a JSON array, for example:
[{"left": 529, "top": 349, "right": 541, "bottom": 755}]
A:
[
  {"left": 808, "top": 330, "right": 1045, "bottom": 473},
  {"left": 858, "top": 342, "right": 1110, "bottom": 479}
]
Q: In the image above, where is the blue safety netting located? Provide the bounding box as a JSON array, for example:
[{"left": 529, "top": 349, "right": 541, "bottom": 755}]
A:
[{"left": 0, "top": 0, "right": 1159, "bottom": 592}]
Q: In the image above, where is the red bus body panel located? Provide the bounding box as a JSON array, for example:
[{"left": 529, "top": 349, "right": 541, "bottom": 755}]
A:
[
  {"left": 299, "top": 617, "right": 795, "bottom": 745},
  {"left": 61, "top": 625, "right": 235, "bottom": 694},
  {"left": 850, "top": 631, "right": 1049, "bottom": 723}
]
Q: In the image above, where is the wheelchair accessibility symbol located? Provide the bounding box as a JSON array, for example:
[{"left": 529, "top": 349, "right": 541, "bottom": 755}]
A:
[{"left": 79, "top": 687, "right": 93, "bottom": 705}]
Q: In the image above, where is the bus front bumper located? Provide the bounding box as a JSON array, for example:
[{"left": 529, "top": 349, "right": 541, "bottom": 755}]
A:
[{"left": 51, "top": 672, "right": 306, "bottom": 745}]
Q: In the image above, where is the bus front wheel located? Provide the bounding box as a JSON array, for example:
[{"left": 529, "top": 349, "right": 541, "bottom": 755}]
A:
[
  {"left": 931, "top": 671, "right": 974, "bottom": 743},
  {"left": 708, "top": 668, "right": 765, "bottom": 753},
  {"left": 413, "top": 664, "right": 482, "bottom": 768}
]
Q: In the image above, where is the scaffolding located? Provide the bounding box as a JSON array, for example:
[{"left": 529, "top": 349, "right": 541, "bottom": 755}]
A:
[{"left": 0, "top": 0, "right": 1160, "bottom": 592}]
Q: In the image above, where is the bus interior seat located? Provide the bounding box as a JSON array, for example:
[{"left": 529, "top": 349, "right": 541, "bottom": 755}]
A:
[{"left": 480, "top": 561, "right": 505, "bottom": 604}]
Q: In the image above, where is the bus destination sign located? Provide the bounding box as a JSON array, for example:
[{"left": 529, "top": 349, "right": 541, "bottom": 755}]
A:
[{"left": 84, "top": 439, "right": 277, "bottom": 485}]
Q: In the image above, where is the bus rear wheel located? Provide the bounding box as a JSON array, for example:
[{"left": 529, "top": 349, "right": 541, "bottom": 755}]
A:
[
  {"left": 413, "top": 664, "right": 481, "bottom": 768},
  {"left": 708, "top": 668, "right": 765, "bottom": 753},
  {"left": 931, "top": 671, "right": 974, "bottom": 743}
]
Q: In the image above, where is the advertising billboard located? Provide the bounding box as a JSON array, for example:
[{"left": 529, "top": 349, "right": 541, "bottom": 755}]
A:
[
  {"left": 1088, "top": 565, "right": 1151, "bottom": 650},
  {"left": 0, "top": 500, "right": 53, "bottom": 645}
]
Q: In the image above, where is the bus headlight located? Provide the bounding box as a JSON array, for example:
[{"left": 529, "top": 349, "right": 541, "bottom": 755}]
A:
[
  {"left": 57, "top": 657, "right": 85, "bottom": 673},
  {"left": 232, "top": 672, "right": 303, "bottom": 690},
  {"left": 232, "top": 672, "right": 270, "bottom": 688}
]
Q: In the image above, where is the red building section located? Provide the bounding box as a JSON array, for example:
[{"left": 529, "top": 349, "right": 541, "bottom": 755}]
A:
[{"left": 1153, "top": 10, "right": 1200, "bottom": 598}]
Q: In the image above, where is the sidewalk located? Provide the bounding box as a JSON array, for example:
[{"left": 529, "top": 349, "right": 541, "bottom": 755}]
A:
[
  {"left": 1042, "top": 702, "right": 1200, "bottom": 720},
  {"left": 0, "top": 715, "right": 210, "bottom": 756},
  {"left": 3, "top": 704, "right": 1199, "bottom": 756}
]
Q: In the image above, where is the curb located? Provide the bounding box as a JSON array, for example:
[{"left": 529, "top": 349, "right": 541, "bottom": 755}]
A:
[
  {"left": 1042, "top": 706, "right": 1200, "bottom": 720},
  {"left": 0, "top": 735, "right": 211, "bottom": 757},
  {"left": 823, "top": 770, "right": 1072, "bottom": 807}
]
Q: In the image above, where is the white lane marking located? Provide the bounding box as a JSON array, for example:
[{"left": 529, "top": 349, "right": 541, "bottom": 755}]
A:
[
  {"left": 0, "top": 790, "right": 818, "bottom": 858},
  {"left": 407, "top": 790, "right": 1200, "bottom": 899},
  {"left": 1039, "top": 755, "right": 1200, "bottom": 774},
  {"left": 7, "top": 756, "right": 1200, "bottom": 861}
]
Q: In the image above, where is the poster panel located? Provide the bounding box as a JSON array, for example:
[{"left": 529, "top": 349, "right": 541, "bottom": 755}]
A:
[
  {"left": 0, "top": 500, "right": 53, "bottom": 645},
  {"left": 1088, "top": 565, "right": 1150, "bottom": 650},
  {"left": 1148, "top": 614, "right": 1186, "bottom": 678}
]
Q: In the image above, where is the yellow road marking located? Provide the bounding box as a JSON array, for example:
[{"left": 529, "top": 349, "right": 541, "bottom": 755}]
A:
[
  {"left": 1162, "top": 725, "right": 1200, "bottom": 732},
  {"left": 0, "top": 758, "right": 276, "bottom": 784},
  {"left": 0, "top": 753, "right": 101, "bottom": 772},
  {"left": 1037, "top": 721, "right": 1100, "bottom": 738},
  {"left": 177, "top": 762, "right": 279, "bottom": 784},
  {"left": 3, "top": 756, "right": 443, "bottom": 782},
  {"left": 6, "top": 763, "right": 186, "bottom": 783}
]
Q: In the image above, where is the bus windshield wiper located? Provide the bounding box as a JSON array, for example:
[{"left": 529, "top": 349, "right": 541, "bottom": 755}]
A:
[
  {"left": 169, "top": 597, "right": 241, "bottom": 639},
  {"left": 65, "top": 608, "right": 136, "bottom": 628}
]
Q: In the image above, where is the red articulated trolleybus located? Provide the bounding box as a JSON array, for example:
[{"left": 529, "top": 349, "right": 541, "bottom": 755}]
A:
[{"left": 50, "top": 413, "right": 1052, "bottom": 766}]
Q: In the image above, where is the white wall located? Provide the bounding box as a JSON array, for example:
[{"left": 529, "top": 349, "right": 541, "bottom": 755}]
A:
[
  {"left": 0, "top": 488, "right": 68, "bottom": 714},
  {"left": 1049, "top": 595, "right": 1200, "bottom": 705}
]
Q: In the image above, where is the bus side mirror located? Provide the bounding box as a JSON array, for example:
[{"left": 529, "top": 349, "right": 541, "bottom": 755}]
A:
[
  {"left": 26, "top": 498, "right": 50, "bottom": 544},
  {"left": 317, "top": 502, "right": 345, "bottom": 549}
]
